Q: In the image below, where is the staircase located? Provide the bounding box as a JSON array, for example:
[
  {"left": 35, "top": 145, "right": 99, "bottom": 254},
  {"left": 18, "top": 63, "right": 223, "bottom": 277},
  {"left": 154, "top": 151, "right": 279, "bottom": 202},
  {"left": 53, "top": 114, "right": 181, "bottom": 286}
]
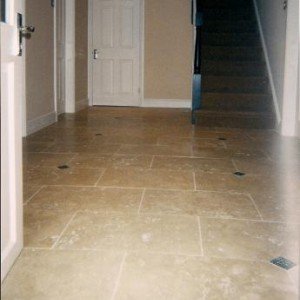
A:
[{"left": 198, "top": 0, "right": 275, "bottom": 128}]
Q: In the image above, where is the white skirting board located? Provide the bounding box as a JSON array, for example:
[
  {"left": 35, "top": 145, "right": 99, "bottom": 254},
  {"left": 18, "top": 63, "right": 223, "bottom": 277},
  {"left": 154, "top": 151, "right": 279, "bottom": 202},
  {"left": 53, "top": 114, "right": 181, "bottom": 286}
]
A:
[
  {"left": 142, "top": 98, "right": 191, "bottom": 108},
  {"left": 75, "top": 98, "right": 89, "bottom": 112},
  {"left": 26, "top": 111, "right": 57, "bottom": 136},
  {"left": 252, "top": 0, "right": 281, "bottom": 125}
]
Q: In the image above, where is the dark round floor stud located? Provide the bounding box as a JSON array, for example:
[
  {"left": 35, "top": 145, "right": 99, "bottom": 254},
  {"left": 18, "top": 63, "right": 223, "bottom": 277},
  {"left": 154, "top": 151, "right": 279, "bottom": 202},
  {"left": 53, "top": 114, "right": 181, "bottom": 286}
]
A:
[
  {"left": 58, "top": 165, "right": 69, "bottom": 169},
  {"left": 218, "top": 137, "right": 227, "bottom": 141},
  {"left": 95, "top": 133, "right": 103, "bottom": 136},
  {"left": 234, "top": 171, "right": 246, "bottom": 177}
]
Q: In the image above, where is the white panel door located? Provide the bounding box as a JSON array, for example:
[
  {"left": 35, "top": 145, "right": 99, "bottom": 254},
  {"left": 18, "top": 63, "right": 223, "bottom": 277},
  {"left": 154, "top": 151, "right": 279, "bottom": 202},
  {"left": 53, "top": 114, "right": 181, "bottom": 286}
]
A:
[
  {"left": 92, "top": 0, "right": 141, "bottom": 106},
  {"left": 1, "top": 0, "right": 24, "bottom": 281}
]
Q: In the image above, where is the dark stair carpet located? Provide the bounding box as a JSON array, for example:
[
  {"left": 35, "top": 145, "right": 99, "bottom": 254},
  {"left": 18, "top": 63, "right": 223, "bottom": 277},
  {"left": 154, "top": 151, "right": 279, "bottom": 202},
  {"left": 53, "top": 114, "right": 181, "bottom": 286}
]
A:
[{"left": 198, "top": 0, "right": 276, "bottom": 129}]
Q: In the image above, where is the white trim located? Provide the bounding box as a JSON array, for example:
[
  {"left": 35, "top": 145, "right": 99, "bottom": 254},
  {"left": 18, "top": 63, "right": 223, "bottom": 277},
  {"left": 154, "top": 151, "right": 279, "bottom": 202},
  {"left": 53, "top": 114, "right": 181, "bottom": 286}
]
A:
[
  {"left": 142, "top": 98, "right": 192, "bottom": 108},
  {"left": 75, "top": 98, "right": 89, "bottom": 112},
  {"left": 53, "top": 0, "right": 58, "bottom": 119},
  {"left": 139, "top": 0, "right": 145, "bottom": 106},
  {"left": 252, "top": 0, "right": 281, "bottom": 125},
  {"left": 88, "top": 0, "right": 93, "bottom": 106},
  {"left": 64, "top": 0, "right": 75, "bottom": 113},
  {"left": 88, "top": 0, "right": 145, "bottom": 107},
  {"left": 26, "top": 111, "right": 57, "bottom": 136}
]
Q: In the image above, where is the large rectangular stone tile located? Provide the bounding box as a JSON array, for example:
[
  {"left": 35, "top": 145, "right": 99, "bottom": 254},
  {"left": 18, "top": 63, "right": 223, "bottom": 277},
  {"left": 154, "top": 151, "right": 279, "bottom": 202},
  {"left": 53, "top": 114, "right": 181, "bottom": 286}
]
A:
[
  {"left": 56, "top": 212, "right": 202, "bottom": 255},
  {"left": 22, "top": 141, "right": 54, "bottom": 153},
  {"left": 24, "top": 166, "right": 105, "bottom": 186},
  {"left": 152, "top": 156, "right": 235, "bottom": 172},
  {"left": 201, "top": 218, "right": 299, "bottom": 262},
  {"left": 97, "top": 167, "right": 194, "bottom": 190},
  {"left": 70, "top": 153, "right": 152, "bottom": 169},
  {"left": 24, "top": 208, "right": 74, "bottom": 248},
  {"left": 28, "top": 186, "right": 143, "bottom": 213},
  {"left": 23, "top": 153, "right": 75, "bottom": 168},
  {"left": 1, "top": 249, "right": 124, "bottom": 300},
  {"left": 46, "top": 142, "right": 120, "bottom": 154},
  {"left": 114, "top": 253, "right": 297, "bottom": 300},
  {"left": 93, "top": 134, "right": 158, "bottom": 145},
  {"left": 141, "top": 190, "right": 261, "bottom": 220},
  {"left": 117, "top": 144, "right": 193, "bottom": 156},
  {"left": 250, "top": 192, "right": 300, "bottom": 223},
  {"left": 157, "top": 136, "right": 225, "bottom": 148}
]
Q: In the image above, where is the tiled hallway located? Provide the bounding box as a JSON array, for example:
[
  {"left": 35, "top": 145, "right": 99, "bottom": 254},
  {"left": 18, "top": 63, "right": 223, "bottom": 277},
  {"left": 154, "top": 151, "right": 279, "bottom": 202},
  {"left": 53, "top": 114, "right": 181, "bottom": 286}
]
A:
[{"left": 2, "top": 107, "right": 300, "bottom": 299}]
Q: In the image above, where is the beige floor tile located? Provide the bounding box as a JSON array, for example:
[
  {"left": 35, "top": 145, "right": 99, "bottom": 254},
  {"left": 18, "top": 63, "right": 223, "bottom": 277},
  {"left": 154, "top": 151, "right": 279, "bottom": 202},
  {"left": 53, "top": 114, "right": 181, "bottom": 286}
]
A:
[
  {"left": 201, "top": 218, "right": 299, "bottom": 261},
  {"left": 93, "top": 134, "right": 158, "bottom": 145},
  {"left": 24, "top": 208, "right": 74, "bottom": 247},
  {"left": 152, "top": 156, "right": 235, "bottom": 172},
  {"left": 141, "top": 189, "right": 261, "bottom": 220},
  {"left": 23, "top": 184, "right": 43, "bottom": 203},
  {"left": 1, "top": 249, "right": 124, "bottom": 300},
  {"left": 22, "top": 141, "right": 54, "bottom": 153},
  {"left": 250, "top": 192, "right": 300, "bottom": 223},
  {"left": 117, "top": 144, "right": 193, "bottom": 156},
  {"left": 28, "top": 186, "right": 143, "bottom": 213},
  {"left": 70, "top": 153, "right": 152, "bottom": 169},
  {"left": 97, "top": 167, "right": 194, "bottom": 190},
  {"left": 114, "top": 253, "right": 297, "bottom": 300},
  {"left": 56, "top": 212, "right": 202, "bottom": 255},
  {"left": 46, "top": 142, "right": 120, "bottom": 154},
  {"left": 24, "top": 166, "right": 104, "bottom": 186},
  {"left": 157, "top": 136, "right": 225, "bottom": 147},
  {"left": 23, "top": 152, "right": 75, "bottom": 168}
]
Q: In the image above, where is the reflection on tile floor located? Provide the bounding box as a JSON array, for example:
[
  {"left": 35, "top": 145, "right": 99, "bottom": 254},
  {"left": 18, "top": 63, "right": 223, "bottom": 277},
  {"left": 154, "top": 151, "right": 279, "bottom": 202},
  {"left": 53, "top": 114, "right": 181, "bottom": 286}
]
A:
[{"left": 2, "top": 107, "right": 300, "bottom": 299}]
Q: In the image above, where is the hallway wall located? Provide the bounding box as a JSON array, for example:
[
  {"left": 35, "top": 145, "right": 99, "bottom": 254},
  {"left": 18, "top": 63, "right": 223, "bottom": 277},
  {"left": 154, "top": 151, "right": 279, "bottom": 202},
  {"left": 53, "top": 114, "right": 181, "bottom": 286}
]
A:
[
  {"left": 75, "top": 0, "right": 88, "bottom": 112},
  {"left": 26, "top": 0, "right": 55, "bottom": 135},
  {"left": 253, "top": 0, "right": 287, "bottom": 124},
  {"left": 144, "top": 0, "right": 193, "bottom": 102}
]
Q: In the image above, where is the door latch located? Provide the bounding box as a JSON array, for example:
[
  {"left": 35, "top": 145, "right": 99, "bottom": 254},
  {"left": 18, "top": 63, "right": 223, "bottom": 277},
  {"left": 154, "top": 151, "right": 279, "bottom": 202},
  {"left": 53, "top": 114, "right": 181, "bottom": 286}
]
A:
[
  {"left": 93, "top": 49, "right": 99, "bottom": 59},
  {"left": 17, "top": 13, "right": 35, "bottom": 56}
]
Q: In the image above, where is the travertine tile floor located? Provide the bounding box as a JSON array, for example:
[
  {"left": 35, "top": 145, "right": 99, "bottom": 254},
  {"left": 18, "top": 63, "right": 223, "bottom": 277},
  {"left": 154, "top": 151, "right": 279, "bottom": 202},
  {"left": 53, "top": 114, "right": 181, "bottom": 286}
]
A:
[{"left": 2, "top": 107, "right": 300, "bottom": 299}]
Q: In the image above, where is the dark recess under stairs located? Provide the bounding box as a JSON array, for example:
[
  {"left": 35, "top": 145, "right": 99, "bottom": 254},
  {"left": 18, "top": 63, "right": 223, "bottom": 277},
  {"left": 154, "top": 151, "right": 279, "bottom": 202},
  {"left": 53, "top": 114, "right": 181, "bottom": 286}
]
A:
[{"left": 197, "top": 0, "right": 276, "bottom": 129}]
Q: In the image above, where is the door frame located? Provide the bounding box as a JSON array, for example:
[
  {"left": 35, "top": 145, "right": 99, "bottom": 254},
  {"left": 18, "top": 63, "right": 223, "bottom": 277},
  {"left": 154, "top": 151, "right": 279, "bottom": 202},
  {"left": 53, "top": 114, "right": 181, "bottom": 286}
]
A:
[{"left": 87, "top": 0, "right": 145, "bottom": 107}]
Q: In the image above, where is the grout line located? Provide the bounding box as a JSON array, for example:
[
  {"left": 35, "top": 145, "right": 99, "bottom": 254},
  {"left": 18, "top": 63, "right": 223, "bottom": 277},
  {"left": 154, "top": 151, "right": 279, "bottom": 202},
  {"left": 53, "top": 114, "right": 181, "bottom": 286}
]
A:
[
  {"left": 197, "top": 216, "right": 205, "bottom": 256},
  {"left": 111, "top": 252, "right": 127, "bottom": 300},
  {"left": 193, "top": 172, "right": 197, "bottom": 191},
  {"left": 24, "top": 185, "right": 46, "bottom": 205},
  {"left": 138, "top": 189, "right": 146, "bottom": 214},
  {"left": 149, "top": 156, "right": 155, "bottom": 168},
  {"left": 51, "top": 211, "right": 79, "bottom": 249},
  {"left": 246, "top": 193, "right": 264, "bottom": 221},
  {"left": 94, "top": 169, "right": 107, "bottom": 187}
]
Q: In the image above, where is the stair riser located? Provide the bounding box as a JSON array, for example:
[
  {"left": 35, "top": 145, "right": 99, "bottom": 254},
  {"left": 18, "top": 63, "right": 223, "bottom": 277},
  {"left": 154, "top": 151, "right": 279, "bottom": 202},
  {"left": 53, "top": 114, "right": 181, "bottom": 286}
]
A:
[
  {"left": 203, "top": 76, "right": 269, "bottom": 93},
  {"left": 203, "top": 33, "right": 260, "bottom": 47},
  {"left": 204, "top": 9, "right": 255, "bottom": 21},
  {"left": 202, "top": 47, "right": 264, "bottom": 61},
  {"left": 203, "top": 61, "right": 266, "bottom": 76},
  {"left": 203, "top": 21, "right": 257, "bottom": 33},
  {"left": 202, "top": 93, "right": 271, "bottom": 112}
]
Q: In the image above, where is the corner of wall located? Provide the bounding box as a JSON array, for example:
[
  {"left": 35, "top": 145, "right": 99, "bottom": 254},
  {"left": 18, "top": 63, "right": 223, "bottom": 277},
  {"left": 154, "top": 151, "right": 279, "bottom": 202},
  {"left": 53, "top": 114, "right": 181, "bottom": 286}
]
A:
[
  {"left": 252, "top": 0, "right": 282, "bottom": 126},
  {"left": 26, "top": 111, "right": 57, "bottom": 136}
]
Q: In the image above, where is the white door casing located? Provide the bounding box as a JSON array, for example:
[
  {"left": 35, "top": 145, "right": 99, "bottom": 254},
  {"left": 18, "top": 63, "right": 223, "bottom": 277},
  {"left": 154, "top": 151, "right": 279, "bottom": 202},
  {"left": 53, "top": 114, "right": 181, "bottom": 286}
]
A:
[
  {"left": 56, "top": 0, "right": 66, "bottom": 115},
  {"left": 91, "top": 0, "right": 141, "bottom": 106},
  {"left": 1, "top": 0, "right": 24, "bottom": 281}
]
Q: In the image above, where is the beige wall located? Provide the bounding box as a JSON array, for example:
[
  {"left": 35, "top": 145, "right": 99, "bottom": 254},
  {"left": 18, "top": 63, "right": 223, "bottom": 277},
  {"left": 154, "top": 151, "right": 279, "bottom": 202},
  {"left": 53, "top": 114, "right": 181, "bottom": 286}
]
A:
[
  {"left": 144, "top": 0, "right": 193, "bottom": 100},
  {"left": 75, "top": 0, "right": 88, "bottom": 109},
  {"left": 26, "top": 0, "right": 54, "bottom": 123}
]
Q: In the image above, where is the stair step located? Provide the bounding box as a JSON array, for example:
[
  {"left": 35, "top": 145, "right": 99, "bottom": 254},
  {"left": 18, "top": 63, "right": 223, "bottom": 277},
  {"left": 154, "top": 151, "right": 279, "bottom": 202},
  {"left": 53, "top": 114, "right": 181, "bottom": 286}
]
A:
[
  {"left": 202, "top": 60, "right": 266, "bottom": 76},
  {"left": 202, "top": 92, "right": 272, "bottom": 112},
  {"left": 204, "top": 9, "right": 255, "bottom": 21},
  {"left": 203, "top": 20, "right": 257, "bottom": 33},
  {"left": 195, "top": 110, "right": 275, "bottom": 129},
  {"left": 203, "top": 33, "right": 260, "bottom": 47},
  {"left": 202, "top": 76, "right": 269, "bottom": 93},
  {"left": 202, "top": 46, "right": 264, "bottom": 61},
  {"left": 202, "top": 0, "right": 252, "bottom": 9}
]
